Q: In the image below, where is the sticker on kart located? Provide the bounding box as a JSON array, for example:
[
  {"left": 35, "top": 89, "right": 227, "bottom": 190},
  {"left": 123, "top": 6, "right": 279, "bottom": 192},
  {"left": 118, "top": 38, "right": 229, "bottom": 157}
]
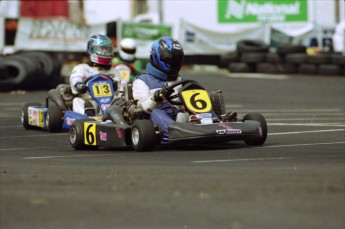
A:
[
  {"left": 181, "top": 89, "right": 212, "bottom": 113},
  {"left": 84, "top": 122, "right": 97, "bottom": 145},
  {"left": 91, "top": 82, "right": 113, "bottom": 98}
]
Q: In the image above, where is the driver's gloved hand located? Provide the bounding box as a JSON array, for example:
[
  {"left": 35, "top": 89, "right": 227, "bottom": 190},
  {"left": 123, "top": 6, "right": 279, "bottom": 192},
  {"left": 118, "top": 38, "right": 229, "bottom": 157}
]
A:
[
  {"left": 153, "top": 86, "right": 173, "bottom": 102},
  {"left": 75, "top": 82, "right": 87, "bottom": 94}
]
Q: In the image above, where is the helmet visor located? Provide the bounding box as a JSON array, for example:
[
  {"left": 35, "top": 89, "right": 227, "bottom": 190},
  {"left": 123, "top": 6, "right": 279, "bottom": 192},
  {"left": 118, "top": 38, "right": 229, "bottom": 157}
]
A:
[
  {"left": 162, "top": 49, "right": 184, "bottom": 74},
  {"left": 90, "top": 45, "right": 113, "bottom": 57}
]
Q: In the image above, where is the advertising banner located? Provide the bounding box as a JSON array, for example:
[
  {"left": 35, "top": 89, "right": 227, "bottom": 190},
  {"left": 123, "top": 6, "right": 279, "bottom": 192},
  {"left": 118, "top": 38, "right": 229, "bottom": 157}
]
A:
[
  {"left": 179, "top": 20, "right": 267, "bottom": 54},
  {"left": 15, "top": 18, "right": 105, "bottom": 51},
  {"left": 218, "top": 0, "right": 308, "bottom": 23},
  {"left": 118, "top": 21, "right": 172, "bottom": 58}
]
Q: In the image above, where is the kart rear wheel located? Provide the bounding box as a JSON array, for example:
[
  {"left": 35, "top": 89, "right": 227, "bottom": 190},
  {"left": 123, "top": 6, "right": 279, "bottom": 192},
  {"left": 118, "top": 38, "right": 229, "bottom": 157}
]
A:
[
  {"left": 69, "top": 119, "right": 98, "bottom": 150},
  {"left": 242, "top": 113, "right": 267, "bottom": 146},
  {"left": 131, "top": 120, "right": 157, "bottom": 152},
  {"left": 47, "top": 98, "right": 63, "bottom": 132},
  {"left": 21, "top": 103, "right": 42, "bottom": 129}
]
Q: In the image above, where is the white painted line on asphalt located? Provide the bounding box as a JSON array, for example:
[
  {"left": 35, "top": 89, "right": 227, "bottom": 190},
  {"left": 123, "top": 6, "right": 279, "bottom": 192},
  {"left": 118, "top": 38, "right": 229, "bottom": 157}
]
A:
[
  {"left": 264, "top": 112, "right": 345, "bottom": 116},
  {"left": 230, "top": 108, "right": 343, "bottom": 113},
  {"left": 1, "top": 146, "right": 70, "bottom": 151},
  {"left": 227, "top": 73, "right": 289, "bottom": 80},
  {"left": 0, "top": 125, "right": 23, "bottom": 128},
  {"left": 269, "top": 123, "right": 345, "bottom": 127},
  {"left": 23, "top": 153, "right": 115, "bottom": 160},
  {"left": 267, "top": 118, "right": 345, "bottom": 121},
  {"left": 193, "top": 154, "right": 345, "bottom": 164},
  {"left": 268, "top": 129, "right": 345, "bottom": 135},
  {"left": 0, "top": 133, "right": 66, "bottom": 139}
]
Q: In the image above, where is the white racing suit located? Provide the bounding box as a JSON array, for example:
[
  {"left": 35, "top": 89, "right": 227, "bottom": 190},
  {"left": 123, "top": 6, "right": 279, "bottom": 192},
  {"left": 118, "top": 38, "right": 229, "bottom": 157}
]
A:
[
  {"left": 70, "top": 63, "right": 120, "bottom": 115},
  {"left": 132, "top": 63, "right": 182, "bottom": 139}
]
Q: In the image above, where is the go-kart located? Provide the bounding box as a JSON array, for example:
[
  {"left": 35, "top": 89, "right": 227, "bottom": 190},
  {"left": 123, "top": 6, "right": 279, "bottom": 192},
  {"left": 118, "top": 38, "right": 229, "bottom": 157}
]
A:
[
  {"left": 21, "top": 73, "right": 117, "bottom": 132},
  {"left": 68, "top": 79, "right": 267, "bottom": 151}
]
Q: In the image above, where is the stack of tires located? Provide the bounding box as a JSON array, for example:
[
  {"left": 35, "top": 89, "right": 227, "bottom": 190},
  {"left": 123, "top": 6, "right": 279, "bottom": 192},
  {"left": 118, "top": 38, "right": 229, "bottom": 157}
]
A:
[
  {"left": 219, "top": 40, "right": 345, "bottom": 76},
  {"left": 0, "top": 51, "right": 62, "bottom": 91}
]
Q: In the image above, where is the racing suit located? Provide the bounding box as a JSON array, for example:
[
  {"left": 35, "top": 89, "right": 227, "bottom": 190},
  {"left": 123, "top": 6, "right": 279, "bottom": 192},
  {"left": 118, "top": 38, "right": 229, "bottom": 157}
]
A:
[
  {"left": 132, "top": 63, "right": 182, "bottom": 139},
  {"left": 70, "top": 63, "right": 120, "bottom": 115}
]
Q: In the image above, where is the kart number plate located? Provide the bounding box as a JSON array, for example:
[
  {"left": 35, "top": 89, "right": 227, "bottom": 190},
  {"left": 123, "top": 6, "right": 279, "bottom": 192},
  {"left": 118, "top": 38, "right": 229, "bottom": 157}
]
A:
[
  {"left": 84, "top": 122, "right": 97, "bottom": 145},
  {"left": 181, "top": 89, "right": 212, "bottom": 113},
  {"left": 92, "top": 82, "right": 113, "bottom": 98}
]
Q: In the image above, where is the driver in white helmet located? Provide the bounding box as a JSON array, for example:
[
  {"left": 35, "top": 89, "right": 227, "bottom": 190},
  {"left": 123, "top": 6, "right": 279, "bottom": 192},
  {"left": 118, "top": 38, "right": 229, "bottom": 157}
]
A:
[
  {"left": 112, "top": 38, "right": 143, "bottom": 91},
  {"left": 70, "top": 34, "right": 120, "bottom": 116}
]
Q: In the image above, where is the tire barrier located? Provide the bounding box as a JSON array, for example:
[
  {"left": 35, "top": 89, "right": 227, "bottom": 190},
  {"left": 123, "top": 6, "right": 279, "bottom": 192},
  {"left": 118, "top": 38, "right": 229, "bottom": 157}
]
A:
[
  {"left": 218, "top": 40, "right": 345, "bottom": 77},
  {"left": 0, "top": 51, "right": 62, "bottom": 91}
]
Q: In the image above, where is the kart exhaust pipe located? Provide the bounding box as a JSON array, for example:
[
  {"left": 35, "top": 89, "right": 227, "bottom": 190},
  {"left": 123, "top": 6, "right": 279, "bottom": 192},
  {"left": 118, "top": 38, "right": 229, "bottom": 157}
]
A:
[{"left": 104, "top": 105, "right": 127, "bottom": 125}]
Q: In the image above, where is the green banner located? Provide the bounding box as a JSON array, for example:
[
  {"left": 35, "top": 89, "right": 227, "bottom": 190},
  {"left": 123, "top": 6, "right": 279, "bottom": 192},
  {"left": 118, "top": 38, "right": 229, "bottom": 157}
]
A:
[
  {"left": 120, "top": 22, "right": 172, "bottom": 40},
  {"left": 218, "top": 0, "right": 308, "bottom": 23}
]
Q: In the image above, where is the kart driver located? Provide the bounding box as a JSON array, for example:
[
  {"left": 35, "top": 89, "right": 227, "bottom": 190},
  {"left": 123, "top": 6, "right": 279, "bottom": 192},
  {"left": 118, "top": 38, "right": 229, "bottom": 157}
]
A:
[
  {"left": 112, "top": 38, "right": 143, "bottom": 87},
  {"left": 132, "top": 37, "right": 184, "bottom": 139},
  {"left": 70, "top": 34, "right": 120, "bottom": 116},
  {"left": 132, "top": 37, "right": 237, "bottom": 139}
]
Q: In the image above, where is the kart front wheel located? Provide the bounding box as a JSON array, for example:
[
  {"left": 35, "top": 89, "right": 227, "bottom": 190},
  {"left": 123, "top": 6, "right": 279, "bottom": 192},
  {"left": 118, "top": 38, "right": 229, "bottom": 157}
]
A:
[
  {"left": 21, "top": 103, "right": 42, "bottom": 129},
  {"left": 69, "top": 119, "right": 98, "bottom": 150},
  {"left": 242, "top": 113, "right": 267, "bottom": 146},
  {"left": 131, "top": 120, "right": 157, "bottom": 152}
]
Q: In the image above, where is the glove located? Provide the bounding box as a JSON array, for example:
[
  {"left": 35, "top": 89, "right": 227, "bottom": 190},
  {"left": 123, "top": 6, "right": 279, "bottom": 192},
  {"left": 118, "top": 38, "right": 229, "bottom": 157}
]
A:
[
  {"left": 75, "top": 82, "right": 87, "bottom": 94},
  {"left": 153, "top": 86, "right": 173, "bottom": 102}
]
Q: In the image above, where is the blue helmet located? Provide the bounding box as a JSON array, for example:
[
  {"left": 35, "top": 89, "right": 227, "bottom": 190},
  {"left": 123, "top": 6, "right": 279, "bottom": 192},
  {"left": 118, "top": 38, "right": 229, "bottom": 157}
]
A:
[
  {"left": 150, "top": 37, "right": 184, "bottom": 76},
  {"left": 87, "top": 34, "right": 114, "bottom": 66}
]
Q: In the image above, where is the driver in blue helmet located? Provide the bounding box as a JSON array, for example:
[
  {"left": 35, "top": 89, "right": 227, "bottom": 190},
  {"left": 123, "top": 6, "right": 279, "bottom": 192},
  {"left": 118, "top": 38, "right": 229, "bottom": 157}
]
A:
[
  {"left": 132, "top": 37, "right": 184, "bottom": 139},
  {"left": 70, "top": 34, "right": 120, "bottom": 116}
]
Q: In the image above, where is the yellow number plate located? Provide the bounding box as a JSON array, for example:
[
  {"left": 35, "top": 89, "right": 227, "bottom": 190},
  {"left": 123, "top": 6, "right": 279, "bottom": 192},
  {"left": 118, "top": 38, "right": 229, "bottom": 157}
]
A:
[
  {"left": 92, "top": 82, "right": 113, "bottom": 98},
  {"left": 84, "top": 122, "right": 96, "bottom": 145},
  {"left": 181, "top": 89, "right": 212, "bottom": 113}
]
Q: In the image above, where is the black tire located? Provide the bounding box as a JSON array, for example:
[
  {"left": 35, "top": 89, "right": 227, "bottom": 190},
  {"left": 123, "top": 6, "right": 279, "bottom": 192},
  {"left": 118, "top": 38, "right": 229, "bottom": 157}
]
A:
[
  {"left": 256, "top": 63, "right": 279, "bottom": 74},
  {"left": 285, "top": 53, "right": 308, "bottom": 64},
  {"left": 209, "top": 91, "right": 226, "bottom": 117},
  {"left": 307, "top": 54, "right": 331, "bottom": 64},
  {"left": 237, "top": 40, "right": 269, "bottom": 53},
  {"left": 331, "top": 54, "right": 345, "bottom": 66},
  {"left": 276, "top": 44, "right": 306, "bottom": 55},
  {"left": 131, "top": 120, "right": 157, "bottom": 152},
  {"left": 47, "top": 98, "right": 63, "bottom": 132},
  {"left": 240, "top": 52, "right": 266, "bottom": 64},
  {"left": 0, "top": 57, "right": 28, "bottom": 86},
  {"left": 228, "top": 62, "right": 255, "bottom": 73},
  {"left": 242, "top": 113, "right": 267, "bottom": 146},
  {"left": 298, "top": 64, "right": 318, "bottom": 75},
  {"left": 218, "top": 52, "right": 239, "bottom": 68},
  {"left": 266, "top": 52, "right": 283, "bottom": 63},
  {"left": 317, "top": 64, "right": 341, "bottom": 76},
  {"left": 21, "top": 51, "right": 55, "bottom": 77},
  {"left": 21, "top": 103, "right": 42, "bottom": 129},
  {"left": 69, "top": 119, "right": 98, "bottom": 150},
  {"left": 275, "top": 63, "right": 298, "bottom": 74}
]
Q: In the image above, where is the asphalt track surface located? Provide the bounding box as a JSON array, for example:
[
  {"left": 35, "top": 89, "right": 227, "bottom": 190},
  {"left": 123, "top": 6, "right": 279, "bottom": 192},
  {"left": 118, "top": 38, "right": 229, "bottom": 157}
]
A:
[{"left": 1, "top": 69, "right": 344, "bottom": 229}]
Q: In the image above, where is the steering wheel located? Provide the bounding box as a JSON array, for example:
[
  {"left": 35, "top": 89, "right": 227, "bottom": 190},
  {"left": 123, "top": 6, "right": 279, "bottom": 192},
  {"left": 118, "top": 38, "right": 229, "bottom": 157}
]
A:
[{"left": 163, "top": 79, "right": 199, "bottom": 105}]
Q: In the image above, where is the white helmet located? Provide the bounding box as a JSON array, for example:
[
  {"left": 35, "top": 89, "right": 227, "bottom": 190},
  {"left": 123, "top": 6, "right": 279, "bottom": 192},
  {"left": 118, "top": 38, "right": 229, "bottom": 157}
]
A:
[{"left": 119, "top": 38, "right": 137, "bottom": 62}]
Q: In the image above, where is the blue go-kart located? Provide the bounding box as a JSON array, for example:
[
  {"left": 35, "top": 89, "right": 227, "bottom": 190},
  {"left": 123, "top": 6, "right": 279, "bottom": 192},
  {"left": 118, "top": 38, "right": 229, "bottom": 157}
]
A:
[{"left": 21, "top": 74, "right": 117, "bottom": 132}]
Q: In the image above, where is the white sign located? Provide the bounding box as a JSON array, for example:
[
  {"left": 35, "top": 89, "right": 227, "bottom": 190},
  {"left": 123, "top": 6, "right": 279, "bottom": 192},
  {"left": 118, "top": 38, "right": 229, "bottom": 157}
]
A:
[
  {"left": 15, "top": 18, "right": 106, "bottom": 51},
  {"left": 179, "top": 19, "right": 268, "bottom": 54}
]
